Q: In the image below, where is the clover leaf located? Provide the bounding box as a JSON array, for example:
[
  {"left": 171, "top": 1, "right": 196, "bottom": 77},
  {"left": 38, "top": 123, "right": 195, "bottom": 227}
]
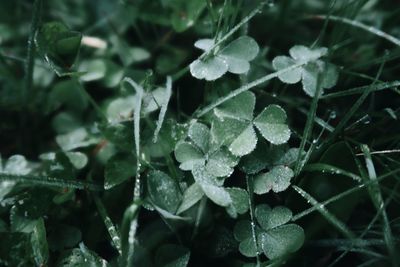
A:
[
  {"left": 147, "top": 170, "right": 183, "bottom": 214},
  {"left": 272, "top": 45, "right": 338, "bottom": 97},
  {"left": 234, "top": 205, "right": 305, "bottom": 259},
  {"left": 212, "top": 91, "right": 291, "bottom": 156},
  {"left": 175, "top": 122, "right": 238, "bottom": 177},
  {"left": 253, "top": 165, "right": 294, "bottom": 194},
  {"left": 174, "top": 122, "right": 244, "bottom": 208},
  {"left": 191, "top": 164, "right": 232, "bottom": 207},
  {"left": 190, "top": 36, "right": 259, "bottom": 81}
]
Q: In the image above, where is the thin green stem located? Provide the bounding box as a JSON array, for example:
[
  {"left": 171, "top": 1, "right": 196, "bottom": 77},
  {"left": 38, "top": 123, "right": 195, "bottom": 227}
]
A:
[
  {"left": 294, "top": 76, "right": 323, "bottom": 176},
  {"left": 74, "top": 78, "right": 107, "bottom": 121},
  {"left": 246, "top": 176, "right": 261, "bottom": 267},
  {"left": 319, "top": 51, "right": 388, "bottom": 151},
  {"left": 24, "top": 0, "right": 42, "bottom": 105},
  {"left": 191, "top": 197, "right": 207, "bottom": 240}
]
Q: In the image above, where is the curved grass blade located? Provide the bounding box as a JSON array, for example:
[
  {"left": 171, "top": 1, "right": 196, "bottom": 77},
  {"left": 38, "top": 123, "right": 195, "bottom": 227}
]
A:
[
  {"left": 120, "top": 202, "right": 140, "bottom": 267},
  {"left": 311, "top": 15, "right": 400, "bottom": 47},
  {"left": 153, "top": 76, "right": 172, "bottom": 143},
  {"left": 122, "top": 77, "right": 144, "bottom": 266}
]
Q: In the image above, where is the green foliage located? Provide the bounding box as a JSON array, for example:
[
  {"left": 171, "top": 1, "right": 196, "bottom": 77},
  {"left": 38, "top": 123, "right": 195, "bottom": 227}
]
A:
[
  {"left": 1, "top": 0, "right": 400, "bottom": 266},
  {"left": 234, "top": 205, "right": 304, "bottom": 259},
  {"left": 212, "top": 91, "right": 290, "bottom": 156},
  {"left": 190, "top": 36, "right": 259, "bottom": 80},
  {"left": 272, "top": 45, "right": 338, "bottom": 97}
]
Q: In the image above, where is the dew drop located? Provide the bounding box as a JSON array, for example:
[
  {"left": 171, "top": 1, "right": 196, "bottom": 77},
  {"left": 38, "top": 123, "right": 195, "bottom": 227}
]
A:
[{"left": 267, "top": 0, "right": 275, "bottom": 7}]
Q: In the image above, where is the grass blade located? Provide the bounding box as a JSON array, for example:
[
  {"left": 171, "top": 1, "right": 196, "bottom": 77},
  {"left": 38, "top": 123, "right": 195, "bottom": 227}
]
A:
[
  {"left": 304, "top": 163, "right": 362, "bottom": 182},
  {"left": 153, "top": 76, "right": 172, "bottom": 143},
  {"left": 322, "top": 80, "right": 400, "bottom": 99},
  {"left": 294, "top": 76, "right": 323, "bottom": 176},
  {"left": 292, "top": 185, "right": 355, "bottom": 239},
  {"left": 0, "top": 173, "right": 103, "bottom": 191},
  {"left": 311, "top": 15, "right": 400, "bottom": 47},
  {"left": 292, "top": 167, "right": 400, "bottom": 221},
  {"left": 24, "top": 0, "right": 42, "bottom": 104},
  {"left": 361, "top": 145, "right": 397, "bottom": 266},
  {"left": 122, "top": 77, "right": 144, "bottom": 266},
  {"left": 246, "top": 175, "right": 261, "bottom": 267},
  {"left": 93, "top": 194, "right": 122, "bottom": 254}
]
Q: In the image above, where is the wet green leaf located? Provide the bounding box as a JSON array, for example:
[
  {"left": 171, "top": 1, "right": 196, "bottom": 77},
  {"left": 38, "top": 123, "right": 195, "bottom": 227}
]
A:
[
  {"left": 104, "top": 153, "right": 136, "bottom": 189},
  {"left": 254, "top": 165, "right": 294, "bottom": 194},
  {"left": 190, "top": 36, "right": 259, "bottom": 80},
  {"left": 147, "top": 170, "right": 182, "bottom": 213},
  {"left": 35, "top": 21, "right": 82, "bottom": 71},
  {"left": 272, "top": 45, "right": 338, "bottom": 97}
]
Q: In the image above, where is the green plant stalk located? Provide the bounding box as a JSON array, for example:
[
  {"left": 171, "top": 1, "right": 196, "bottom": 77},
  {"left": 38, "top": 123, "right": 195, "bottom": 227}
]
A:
[
  {"left": 311, "top": 0, "right": 337, "bottom": 48},
  {"left": 206, "top": 0, "right": 217, "bottom": 35},
  {"left": 122, "top": 78, "right": 144, "bottom": 265},
  {"left": 24, "top": 0, "right": 42, "bottom": 105},
  {"left": 195, "top": 50, "right": 327, "bottom": 118},
  {"left": 74, "top": 78, "right": 108, "bottom": 121},
  {"left": 153, "top": 76, "right": 172, "bottom": 143},
  {"left": 246, "top": 176, "right": 261, "bottom": 267},
  {"left": 191, "top": 197, "right": 207, "bottom": 240},
  {"left": 319, "top": 52, "right": 388, "bottom": 152},
  {"left": 361, "top": 145, "right": 397, "bottom": 267},
  {"left": 93, "top": 194, "right": 122, "bottom": 254},
  {"left": 213, "top": 0, "right": 228, "bottom": 43},
  {"left": 294, "top": 76, "right": 323, "bottom": 176}
]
